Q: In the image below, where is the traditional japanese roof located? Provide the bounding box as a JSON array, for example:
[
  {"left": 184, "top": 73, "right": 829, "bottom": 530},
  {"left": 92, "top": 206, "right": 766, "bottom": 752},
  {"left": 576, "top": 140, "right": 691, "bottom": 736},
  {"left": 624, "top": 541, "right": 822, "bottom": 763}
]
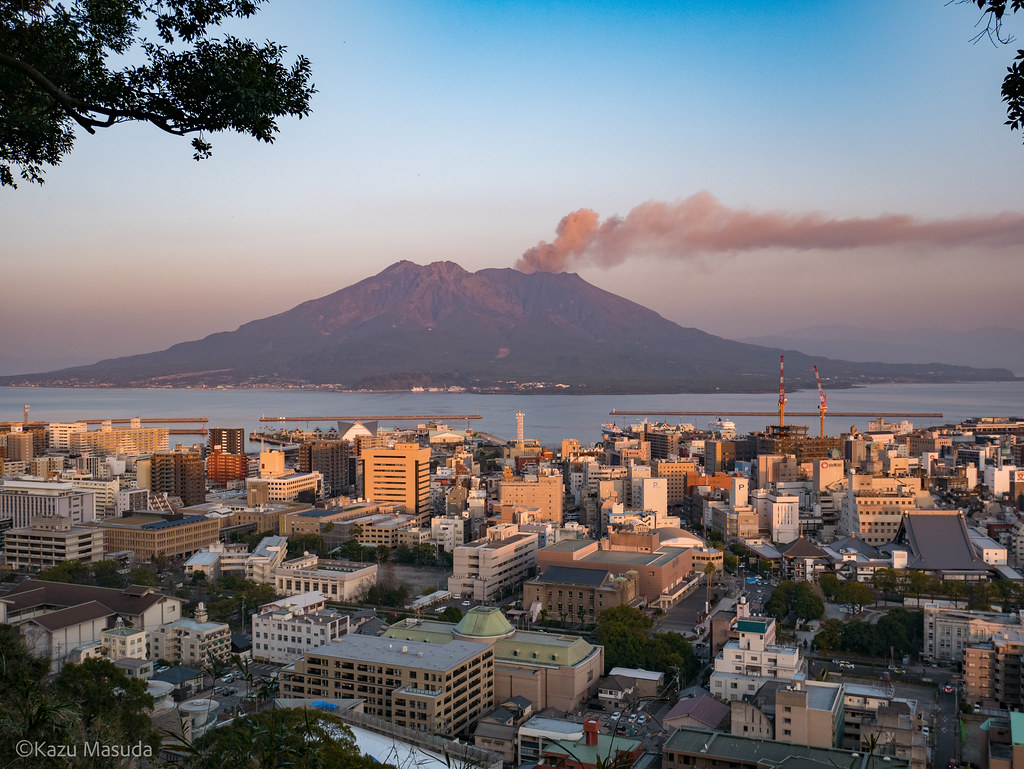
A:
[
  {"left": 898, "top": 510, "right": 989, "bottom": 571},
  {"left": 777, "top": 536, "right": 827, "bottom": 560}
]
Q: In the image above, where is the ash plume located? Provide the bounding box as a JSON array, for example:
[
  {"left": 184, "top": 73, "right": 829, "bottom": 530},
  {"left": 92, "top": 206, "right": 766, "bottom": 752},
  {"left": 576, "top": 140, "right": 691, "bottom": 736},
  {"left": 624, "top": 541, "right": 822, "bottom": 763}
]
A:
[{"left": 515, "top": 190, "right": 1024, "bottom": 273}]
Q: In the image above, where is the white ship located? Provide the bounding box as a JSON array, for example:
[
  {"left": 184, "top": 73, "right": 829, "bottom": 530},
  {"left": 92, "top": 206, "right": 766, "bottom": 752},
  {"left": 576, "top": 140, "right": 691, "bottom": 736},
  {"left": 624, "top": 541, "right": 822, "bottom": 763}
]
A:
[{"left": 707, "top": 417, "right": 736, "bottom": 435}]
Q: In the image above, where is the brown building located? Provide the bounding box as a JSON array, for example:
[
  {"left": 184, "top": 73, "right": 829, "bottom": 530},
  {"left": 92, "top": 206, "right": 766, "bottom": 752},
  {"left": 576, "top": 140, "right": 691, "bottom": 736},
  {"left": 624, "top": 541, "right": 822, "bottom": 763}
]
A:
[
  {"left": 151, "top": 449, "right": 206, "bottom": 507},
  {"left": 90, "top": 513, "right": 220, "bottom": 560},
  {"left": 522, "top": 566, "right": 639, "bottom": 624},
  {"left": 754, "top": 424, "right": 844, "bottom": 464},
  {"left": 965, "top": 631, "right": 1024, "bottom": 709},
  {"left": 206, "top": 427, "right": 245, "bottom": 456},
  {"left": 498, "top": 471, "right": 564, "bottom": 525},
  {"left": 299, "top": 440, "right": 351, "bottom": 498},
  {"left": 206, "top": 446, "right": 249, "bottom": 485},
  {"left": 537, "top": 534, "right": 713, "bottom": 609}
]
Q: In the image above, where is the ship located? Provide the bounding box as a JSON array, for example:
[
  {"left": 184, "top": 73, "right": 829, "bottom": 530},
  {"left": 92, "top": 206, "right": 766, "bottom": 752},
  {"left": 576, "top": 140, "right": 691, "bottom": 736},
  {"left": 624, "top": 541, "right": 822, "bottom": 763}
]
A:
[{"left": 707, "top": 417, "right": 736, "bottom": 435}]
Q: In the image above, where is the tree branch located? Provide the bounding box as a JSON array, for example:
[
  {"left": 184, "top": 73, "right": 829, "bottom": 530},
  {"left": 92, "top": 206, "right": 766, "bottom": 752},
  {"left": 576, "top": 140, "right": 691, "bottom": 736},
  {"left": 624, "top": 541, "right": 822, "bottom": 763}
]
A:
[{"left": 0, "top": 52, "right": 198, "bottom": 136}]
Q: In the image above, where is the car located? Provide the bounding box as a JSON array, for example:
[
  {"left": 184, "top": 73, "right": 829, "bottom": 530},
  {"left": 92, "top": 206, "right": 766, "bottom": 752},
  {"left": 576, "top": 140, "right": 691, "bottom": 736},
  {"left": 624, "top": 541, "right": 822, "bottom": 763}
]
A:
[
  {"left": 943, "top": 684, "right": 955, "bottom": 694},
  {"left": 922, "top": 726, "right": 930, "bottom": 736},
  {"left": 831, "top": 659, "right": 840, "bottom": 665},
  {"left": 638, "top": 715, "right": 647, "bottom": 724},
  {"left": 461, "top": 601, "right": 471, "bottom": 607},
  {"left": 612, "top": 712, "right": 621, "bottom": 720},
  {"left": 839, "top": 661, "right": 855, "bottom": 669},
  {"left": 974, "top": 704, "right": 982, "bottom": 713},
  {"left": 628, "top": 714, "right": 638, "bottom": 722}
]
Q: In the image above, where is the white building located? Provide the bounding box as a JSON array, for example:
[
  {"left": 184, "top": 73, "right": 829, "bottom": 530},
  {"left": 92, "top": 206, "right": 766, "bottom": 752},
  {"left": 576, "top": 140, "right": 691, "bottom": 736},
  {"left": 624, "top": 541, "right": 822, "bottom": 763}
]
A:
[
  {"left": 148, "top": 603, "right": 231, "bottom": 666},
  {"left": 251, "top": 591, "right": 350, "bottom": 664},
  {"left": 710, "top": 609, "right": 805, "bottom": 702},
  {"left": 0, "top": 479, "right": 96, "bottom": 528},
  {"left": 448, "top": 524, "right": 539, "bottom": 601},
  {"left": 273, "top": 557, "right": 378, "bottom": 601},
  {"left": 47, "top": 422, "right": 88, "bottom": 450},
  {"left": 751, "top": 489, "right": 800, "bottom": 544}
]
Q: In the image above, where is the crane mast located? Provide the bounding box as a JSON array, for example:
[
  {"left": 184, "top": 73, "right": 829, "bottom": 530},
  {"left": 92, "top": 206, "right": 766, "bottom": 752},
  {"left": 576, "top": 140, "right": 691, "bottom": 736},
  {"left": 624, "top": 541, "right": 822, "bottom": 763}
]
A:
[
  {"left": 778, "top": 355, "right": 786, "bottom": 427},
  {"left": 814, "top": 365, "right": 828, "bottom": 438}
]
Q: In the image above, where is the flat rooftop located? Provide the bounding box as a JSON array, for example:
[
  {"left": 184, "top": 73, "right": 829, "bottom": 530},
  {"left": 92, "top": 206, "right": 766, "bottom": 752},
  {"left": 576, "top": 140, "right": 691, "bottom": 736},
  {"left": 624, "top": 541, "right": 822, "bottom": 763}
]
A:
[{"left": 307, "top": 635, "right": 487, "bottom": 672}]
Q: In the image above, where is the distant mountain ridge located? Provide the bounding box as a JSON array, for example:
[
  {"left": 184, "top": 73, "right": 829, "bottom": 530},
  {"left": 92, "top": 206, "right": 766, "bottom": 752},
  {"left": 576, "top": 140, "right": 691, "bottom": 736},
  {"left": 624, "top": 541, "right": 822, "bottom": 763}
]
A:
[
  {"left": 1, "top": 261, "right": 1015, "bottom": 393},
  {"left": 739, "top": 324, "right": 1024, "bottom": 377}
]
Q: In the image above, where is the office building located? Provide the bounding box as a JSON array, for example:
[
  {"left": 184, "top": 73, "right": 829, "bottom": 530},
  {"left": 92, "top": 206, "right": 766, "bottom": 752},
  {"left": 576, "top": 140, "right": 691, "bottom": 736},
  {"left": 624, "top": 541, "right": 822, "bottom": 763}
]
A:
[
  {"left": 0, "top": 479, "right": 96, "bottom": 528},
  {"left": 448, "top": 524, "right": 539, "bottom": 601},
  {"left": 90, "top": 513, "right": 220, "bottom": 560},
  {"left": 362, "top": 442, "right": 431, "bottom": 525},
  {"left": 3, "top": 515, "right": 105, "bottom": 571}
]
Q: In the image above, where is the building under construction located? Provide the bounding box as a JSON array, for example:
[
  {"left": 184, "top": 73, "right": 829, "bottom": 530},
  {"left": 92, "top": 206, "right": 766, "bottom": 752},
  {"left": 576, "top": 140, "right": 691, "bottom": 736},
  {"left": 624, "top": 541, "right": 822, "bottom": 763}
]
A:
[{"left": 753, "top": 423, "right": 844, "bottom": 463}]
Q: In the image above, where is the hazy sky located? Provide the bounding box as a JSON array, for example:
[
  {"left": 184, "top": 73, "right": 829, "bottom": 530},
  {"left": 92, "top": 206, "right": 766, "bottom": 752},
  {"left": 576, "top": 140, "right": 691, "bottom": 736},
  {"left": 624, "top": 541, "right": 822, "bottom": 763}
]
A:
[{"left": 4, "top": 0, "right": 1024, "bottom": 376}]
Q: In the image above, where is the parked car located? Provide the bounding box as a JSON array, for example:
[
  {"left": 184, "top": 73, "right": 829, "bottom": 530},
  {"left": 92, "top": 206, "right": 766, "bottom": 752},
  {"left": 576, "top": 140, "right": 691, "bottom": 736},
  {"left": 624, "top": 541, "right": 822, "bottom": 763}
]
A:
[
  {"left": 612, "top": 712, "right": 621, "bottom": 720},
  {"left": 922, "top": 726, "right": 930, "bottom": 737}
]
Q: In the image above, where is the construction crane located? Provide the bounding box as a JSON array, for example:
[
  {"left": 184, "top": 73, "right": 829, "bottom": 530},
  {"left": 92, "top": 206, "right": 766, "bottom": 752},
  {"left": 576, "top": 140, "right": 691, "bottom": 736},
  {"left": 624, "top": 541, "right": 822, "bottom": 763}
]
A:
[
  {"left": 813, "top": 365, "right": 828, "bottom": 438},
  {"left": 778, "top": 355, "right": 787, "bottom": 427}
]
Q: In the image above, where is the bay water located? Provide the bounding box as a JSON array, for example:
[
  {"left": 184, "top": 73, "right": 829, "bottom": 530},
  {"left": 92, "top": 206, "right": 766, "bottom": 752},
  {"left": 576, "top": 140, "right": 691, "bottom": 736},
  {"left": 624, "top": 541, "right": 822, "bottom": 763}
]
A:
[{"left": 1, "top": 381, "right": 1021, "bottom": 450}]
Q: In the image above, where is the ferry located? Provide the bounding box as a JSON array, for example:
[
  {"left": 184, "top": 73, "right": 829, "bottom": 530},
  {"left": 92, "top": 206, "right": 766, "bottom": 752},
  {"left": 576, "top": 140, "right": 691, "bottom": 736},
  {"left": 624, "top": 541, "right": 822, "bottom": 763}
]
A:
[{"left": 707, "top": 417, "right": 736, "bottom": 435}]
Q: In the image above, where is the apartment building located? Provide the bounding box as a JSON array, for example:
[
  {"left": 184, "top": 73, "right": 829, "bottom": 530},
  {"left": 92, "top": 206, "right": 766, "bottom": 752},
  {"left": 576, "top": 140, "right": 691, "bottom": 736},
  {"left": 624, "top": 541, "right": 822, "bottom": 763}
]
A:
[
  {"left": 206, "top": 427, "right": 245, "bottom": 456},
  {"left": 923, "top": 604, "right": 1024, "bottom": 662},
  {"left": 70, "top": 420, "right": 168, "bottom": 456},
  {"left": 774, "top": 680, "right": 844, "bottom": 748},
  {"left": 47, "top": 422, "right": 88, "bottom": 450},
  {"left": 251, "top": 592, "right": 350, "bottom": 664},
  {"left": 710, "top": 614, "right": 804, "bottom": 702},
  {"left": 965, "top": 630, "right": 1024, "bottom": 709},
  {"left": 280, "top": 634, "right": 494, "bottom": 736},
  {"left": 448, "top": 524, "right": 539, "bottom": 601},
  {"left": 65, "top": 476, "right": 120, "bottom": 518},
  {"left": 298, "top": 440, "right": 351, "bottom": 498},
  {"left": 206, "top": 446, "right": 249, "bottom": 485},
  {"left": 148, "top": 603, "right": 231, "bottom": 666}
]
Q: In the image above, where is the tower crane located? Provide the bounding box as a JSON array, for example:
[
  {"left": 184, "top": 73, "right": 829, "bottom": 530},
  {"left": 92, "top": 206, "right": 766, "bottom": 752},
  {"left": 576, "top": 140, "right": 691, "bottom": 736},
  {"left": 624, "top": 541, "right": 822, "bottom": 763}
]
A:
[
  {"left": 814, "top": 365, "right": 828, "bottom": 438},
  {"left": 778, "top": 355, "right": 787, "bottom": 427}
]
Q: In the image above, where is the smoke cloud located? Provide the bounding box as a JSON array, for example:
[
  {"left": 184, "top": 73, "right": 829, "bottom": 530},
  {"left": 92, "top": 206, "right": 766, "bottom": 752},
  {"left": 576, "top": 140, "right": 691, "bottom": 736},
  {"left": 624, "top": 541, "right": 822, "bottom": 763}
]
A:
[{"left": 515, "top": 190, "right": 1024, "bottom": 273}]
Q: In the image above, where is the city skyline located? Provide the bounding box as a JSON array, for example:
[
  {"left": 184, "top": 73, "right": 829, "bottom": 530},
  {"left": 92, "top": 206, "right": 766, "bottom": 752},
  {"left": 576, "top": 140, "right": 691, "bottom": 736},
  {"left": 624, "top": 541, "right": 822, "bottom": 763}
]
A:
[{"left": 4, "top": 1, "right": 1024, "bottom": 376}]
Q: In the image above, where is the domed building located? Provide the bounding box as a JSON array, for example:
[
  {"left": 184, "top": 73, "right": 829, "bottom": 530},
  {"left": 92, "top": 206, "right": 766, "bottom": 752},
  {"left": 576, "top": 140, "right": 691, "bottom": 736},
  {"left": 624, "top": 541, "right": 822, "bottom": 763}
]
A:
[{"left": 385, "top": 606, "right": 604, "bottom": 713}]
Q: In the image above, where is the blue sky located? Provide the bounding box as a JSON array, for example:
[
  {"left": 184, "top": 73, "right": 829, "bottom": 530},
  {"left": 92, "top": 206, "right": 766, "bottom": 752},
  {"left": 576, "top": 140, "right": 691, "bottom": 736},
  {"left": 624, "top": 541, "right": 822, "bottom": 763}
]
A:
[{"left": 3, "top": 1, "right": 1024, "bottom": 375}]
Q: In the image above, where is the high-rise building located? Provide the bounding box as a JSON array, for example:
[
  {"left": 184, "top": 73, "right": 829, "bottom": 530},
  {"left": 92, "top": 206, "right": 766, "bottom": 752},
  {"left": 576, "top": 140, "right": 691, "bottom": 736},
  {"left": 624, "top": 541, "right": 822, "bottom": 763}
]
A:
[
  {"left": 151, "top": 449, "right": 206, "bottom": 507},
  {"left": 206, "top": 446, "right": 249, "bottom": 486},
  {"left": 207, "top": 427, "right": 245, "bottom": 456},
  {"left": 298, "top": 440, "right": 351, "bottom": 497},
  {"left": 362, "top": 442, "right": 431, "bottom": 524},
  {"left": 70, "top": 419, "right": 168, "bottom": 457}
]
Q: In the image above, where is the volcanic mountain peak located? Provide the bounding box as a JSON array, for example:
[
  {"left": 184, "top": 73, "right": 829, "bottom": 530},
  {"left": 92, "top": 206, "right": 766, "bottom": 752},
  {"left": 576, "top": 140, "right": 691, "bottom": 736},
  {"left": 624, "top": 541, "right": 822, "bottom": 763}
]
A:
[{"left": 1, "top": 261, "right": 1014, "bottom": 393}]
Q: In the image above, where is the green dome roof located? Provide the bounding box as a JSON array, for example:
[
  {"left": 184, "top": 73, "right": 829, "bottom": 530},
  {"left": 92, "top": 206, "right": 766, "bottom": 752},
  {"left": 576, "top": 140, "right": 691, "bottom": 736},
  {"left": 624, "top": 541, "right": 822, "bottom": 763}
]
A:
[{"left": 453, "top": 607, "right": 515, "bottom": 639}]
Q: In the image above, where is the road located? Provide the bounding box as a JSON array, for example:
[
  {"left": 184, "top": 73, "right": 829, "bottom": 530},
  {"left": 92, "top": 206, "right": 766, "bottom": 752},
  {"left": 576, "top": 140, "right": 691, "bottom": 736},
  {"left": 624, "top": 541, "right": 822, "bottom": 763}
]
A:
[{"left": 934, "top": 686, "right": 959, "bottom": 769}]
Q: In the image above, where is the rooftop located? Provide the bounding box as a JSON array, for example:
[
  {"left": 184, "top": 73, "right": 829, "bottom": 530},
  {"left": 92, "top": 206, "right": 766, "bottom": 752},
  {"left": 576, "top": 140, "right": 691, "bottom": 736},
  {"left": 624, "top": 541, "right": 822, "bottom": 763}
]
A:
[
  {"left": 533, "top": 566, "right": 611, "bottom": 587},
  {"left": 663, "top": 726, "right": 908, "bottom": 769},
  {"left": 306, "top": 635, "right": 488, "bottom": 671}
]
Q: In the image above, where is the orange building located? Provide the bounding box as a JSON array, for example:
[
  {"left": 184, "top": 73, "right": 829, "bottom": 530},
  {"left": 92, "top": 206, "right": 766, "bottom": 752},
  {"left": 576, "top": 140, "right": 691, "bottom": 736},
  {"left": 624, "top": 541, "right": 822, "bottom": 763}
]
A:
[{"left": 207, "top": 447, "right": 248, "bottom": 485}]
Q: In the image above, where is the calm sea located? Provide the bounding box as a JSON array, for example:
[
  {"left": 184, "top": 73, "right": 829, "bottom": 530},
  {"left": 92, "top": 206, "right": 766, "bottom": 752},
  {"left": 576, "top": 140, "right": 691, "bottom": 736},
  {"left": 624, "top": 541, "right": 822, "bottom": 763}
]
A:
[{"left": 1, "top": 381, "right": 1022, "bottom": 450}]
